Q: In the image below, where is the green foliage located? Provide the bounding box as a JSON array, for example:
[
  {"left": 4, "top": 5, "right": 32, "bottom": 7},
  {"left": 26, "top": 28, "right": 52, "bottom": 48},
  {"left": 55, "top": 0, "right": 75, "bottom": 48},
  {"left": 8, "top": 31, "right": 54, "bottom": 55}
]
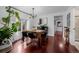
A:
[
  {"left": 12, "top": 23, "right": 17, "bottom": 32},
  {"left": 2, "top": 16, "right": 10, "bottom": 25},
  {"left": 6, "top": 6, "right": 14, "bottom": 16},
  {"left": 40, "top": 24, "right": 48, "bottom": 28},
  {"left": 0, "top": 26, "right": 13, "bottom": 40},
  {"left": 15, "top": 11, "right": 20, "bottom": 19},
  {"left": 2, "top": 6, "right": 20, "bottom": 26},
  {"left": 12, "top": 21, "right": 21, "bottom": 32},
  {"left": 0, "top": 6, "right": 21, "bottom": 43},
  {"left": 16, "top": 21, "right": 21, "bottom": 26}
]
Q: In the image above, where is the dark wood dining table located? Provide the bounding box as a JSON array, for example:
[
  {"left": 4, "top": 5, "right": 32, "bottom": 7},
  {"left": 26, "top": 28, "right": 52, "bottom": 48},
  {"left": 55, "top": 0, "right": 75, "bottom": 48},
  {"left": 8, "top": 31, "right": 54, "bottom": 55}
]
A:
[{"left": 22, "top": 29, "right": 46, "bottom": 47}]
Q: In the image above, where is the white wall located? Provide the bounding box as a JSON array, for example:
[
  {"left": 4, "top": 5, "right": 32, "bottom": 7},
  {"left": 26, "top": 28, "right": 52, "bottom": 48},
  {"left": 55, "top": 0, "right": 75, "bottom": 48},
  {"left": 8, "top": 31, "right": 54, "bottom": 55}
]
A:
[
  {"left": 0, "top": 7, "right": 7, "bottom": 20},
  {"left": 0, "top": 7, "right": 7, "bottom": 28},
  {"left": 34, "top": 12, "right": 65, "bottom": 36},
  {"left": 70, "top": 7, "right": 79, "bottom": 45},
  {"left": 69, "top": 8, "right": 75, "bottom": 45},
  {"left": 64, "top": 7, "right": 76, "bottom": 45}
]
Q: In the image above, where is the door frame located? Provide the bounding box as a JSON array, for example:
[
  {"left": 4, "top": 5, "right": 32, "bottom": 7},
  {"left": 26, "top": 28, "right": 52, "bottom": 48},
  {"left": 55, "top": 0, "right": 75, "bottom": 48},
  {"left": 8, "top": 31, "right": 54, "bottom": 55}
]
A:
[{"left": 54, "top": 15, "right": 63, "bottom": 36}]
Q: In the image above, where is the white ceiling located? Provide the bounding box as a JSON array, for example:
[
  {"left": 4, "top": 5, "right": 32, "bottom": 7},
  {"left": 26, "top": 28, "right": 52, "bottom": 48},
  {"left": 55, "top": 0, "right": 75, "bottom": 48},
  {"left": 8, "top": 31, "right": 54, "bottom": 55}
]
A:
[{"left": 14, "top": 6, "right": 69, "bottom": 16}]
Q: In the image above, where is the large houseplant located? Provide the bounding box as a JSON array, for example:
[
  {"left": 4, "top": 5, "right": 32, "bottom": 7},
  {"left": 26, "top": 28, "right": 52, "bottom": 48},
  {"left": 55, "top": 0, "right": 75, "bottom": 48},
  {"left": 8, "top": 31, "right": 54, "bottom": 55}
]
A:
[{"left": 0, "top": 6, "right": 21, "bottom": 45}]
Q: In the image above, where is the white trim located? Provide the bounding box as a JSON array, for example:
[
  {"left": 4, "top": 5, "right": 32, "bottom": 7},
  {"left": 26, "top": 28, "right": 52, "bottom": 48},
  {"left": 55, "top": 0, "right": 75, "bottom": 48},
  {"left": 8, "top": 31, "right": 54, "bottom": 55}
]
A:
[{"left": 47, "top": 33, "right": 54, "bottom": 36}]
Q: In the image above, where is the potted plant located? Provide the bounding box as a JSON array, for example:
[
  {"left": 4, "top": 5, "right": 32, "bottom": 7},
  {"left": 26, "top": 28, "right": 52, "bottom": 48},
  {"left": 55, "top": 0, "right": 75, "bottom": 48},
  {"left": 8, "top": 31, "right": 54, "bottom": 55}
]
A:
[
  {"left": 0, "top": 6, "right": 20, "bottom": 46},
  {"left": 0, "top": 26, "right": 13, "bottom": 45}
]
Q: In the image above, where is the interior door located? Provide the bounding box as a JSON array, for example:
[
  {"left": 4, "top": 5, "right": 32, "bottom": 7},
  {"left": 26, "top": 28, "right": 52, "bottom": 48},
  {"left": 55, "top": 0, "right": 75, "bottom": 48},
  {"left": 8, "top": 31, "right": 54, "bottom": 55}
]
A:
[{"left": 75, "top": 16, "right": 79, "bottom": 41}]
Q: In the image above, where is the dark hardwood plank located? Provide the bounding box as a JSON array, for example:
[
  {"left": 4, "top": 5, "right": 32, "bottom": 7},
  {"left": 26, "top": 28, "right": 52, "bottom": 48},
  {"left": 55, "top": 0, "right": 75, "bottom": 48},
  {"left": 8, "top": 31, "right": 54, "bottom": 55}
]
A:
[{"left": 9, "top": 32, "right": 79, "bottom": 53}]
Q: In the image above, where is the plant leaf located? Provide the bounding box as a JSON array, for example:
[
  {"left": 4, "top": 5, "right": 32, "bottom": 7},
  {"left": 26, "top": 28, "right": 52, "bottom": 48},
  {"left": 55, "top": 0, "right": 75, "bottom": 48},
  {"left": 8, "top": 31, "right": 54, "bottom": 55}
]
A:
[{"left": 15, "top": 11, "right": 20, "bottom": 20}]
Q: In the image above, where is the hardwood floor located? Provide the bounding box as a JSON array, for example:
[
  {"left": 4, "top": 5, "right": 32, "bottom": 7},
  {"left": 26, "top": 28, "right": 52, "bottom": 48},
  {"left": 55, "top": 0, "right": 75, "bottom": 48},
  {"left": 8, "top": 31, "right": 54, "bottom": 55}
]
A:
[{"left": 9, "top": 32, "right": 79, "bottom": 53}]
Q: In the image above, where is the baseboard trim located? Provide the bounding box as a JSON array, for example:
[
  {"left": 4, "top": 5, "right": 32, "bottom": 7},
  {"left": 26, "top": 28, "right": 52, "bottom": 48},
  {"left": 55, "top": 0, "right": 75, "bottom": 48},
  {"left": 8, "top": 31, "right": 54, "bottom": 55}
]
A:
[{"left": 47, "top": 34, "right": 54, "bottom": 37}]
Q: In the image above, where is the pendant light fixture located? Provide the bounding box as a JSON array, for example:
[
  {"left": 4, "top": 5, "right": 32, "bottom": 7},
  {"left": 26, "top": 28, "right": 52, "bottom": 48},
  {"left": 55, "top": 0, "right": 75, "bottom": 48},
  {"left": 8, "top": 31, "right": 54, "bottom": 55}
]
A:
[{"left": 32, "top": 8, "right": 34, "bottom": 19}]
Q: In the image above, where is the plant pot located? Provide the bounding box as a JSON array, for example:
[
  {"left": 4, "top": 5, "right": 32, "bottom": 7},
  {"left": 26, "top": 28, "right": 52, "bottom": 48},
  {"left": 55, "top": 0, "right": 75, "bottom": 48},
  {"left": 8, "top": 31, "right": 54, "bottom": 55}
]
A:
[{"left": 0, "top": 39, "right": 12, "bottom": 53}]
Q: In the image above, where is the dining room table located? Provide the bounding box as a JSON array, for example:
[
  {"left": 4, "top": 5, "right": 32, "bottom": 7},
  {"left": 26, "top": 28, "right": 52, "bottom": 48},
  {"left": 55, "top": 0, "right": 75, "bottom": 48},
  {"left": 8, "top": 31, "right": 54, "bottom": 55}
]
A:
[{"left": 22, "top": 29, "right": 46, "bottom": 47}]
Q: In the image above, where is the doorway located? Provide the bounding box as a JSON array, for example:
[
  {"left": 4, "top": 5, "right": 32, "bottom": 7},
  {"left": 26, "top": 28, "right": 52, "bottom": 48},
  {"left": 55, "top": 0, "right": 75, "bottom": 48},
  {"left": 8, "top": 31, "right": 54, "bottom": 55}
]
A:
[{"left": 54, "top": 16, "right": 63, "bottom": 36}]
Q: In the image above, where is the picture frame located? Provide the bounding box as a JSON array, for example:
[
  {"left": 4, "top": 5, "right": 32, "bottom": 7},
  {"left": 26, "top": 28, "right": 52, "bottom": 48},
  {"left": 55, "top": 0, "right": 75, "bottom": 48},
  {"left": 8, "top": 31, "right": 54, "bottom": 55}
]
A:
[{"left": 39, "top": 17, "right": 48, "bottom": 25}]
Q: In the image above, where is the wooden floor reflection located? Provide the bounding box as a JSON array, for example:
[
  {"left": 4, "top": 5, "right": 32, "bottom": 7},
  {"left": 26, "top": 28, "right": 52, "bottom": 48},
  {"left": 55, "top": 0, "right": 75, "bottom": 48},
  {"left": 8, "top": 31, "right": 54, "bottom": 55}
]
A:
[{"left": 9, "top": 33, "right": 79, "bottom": 53}]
